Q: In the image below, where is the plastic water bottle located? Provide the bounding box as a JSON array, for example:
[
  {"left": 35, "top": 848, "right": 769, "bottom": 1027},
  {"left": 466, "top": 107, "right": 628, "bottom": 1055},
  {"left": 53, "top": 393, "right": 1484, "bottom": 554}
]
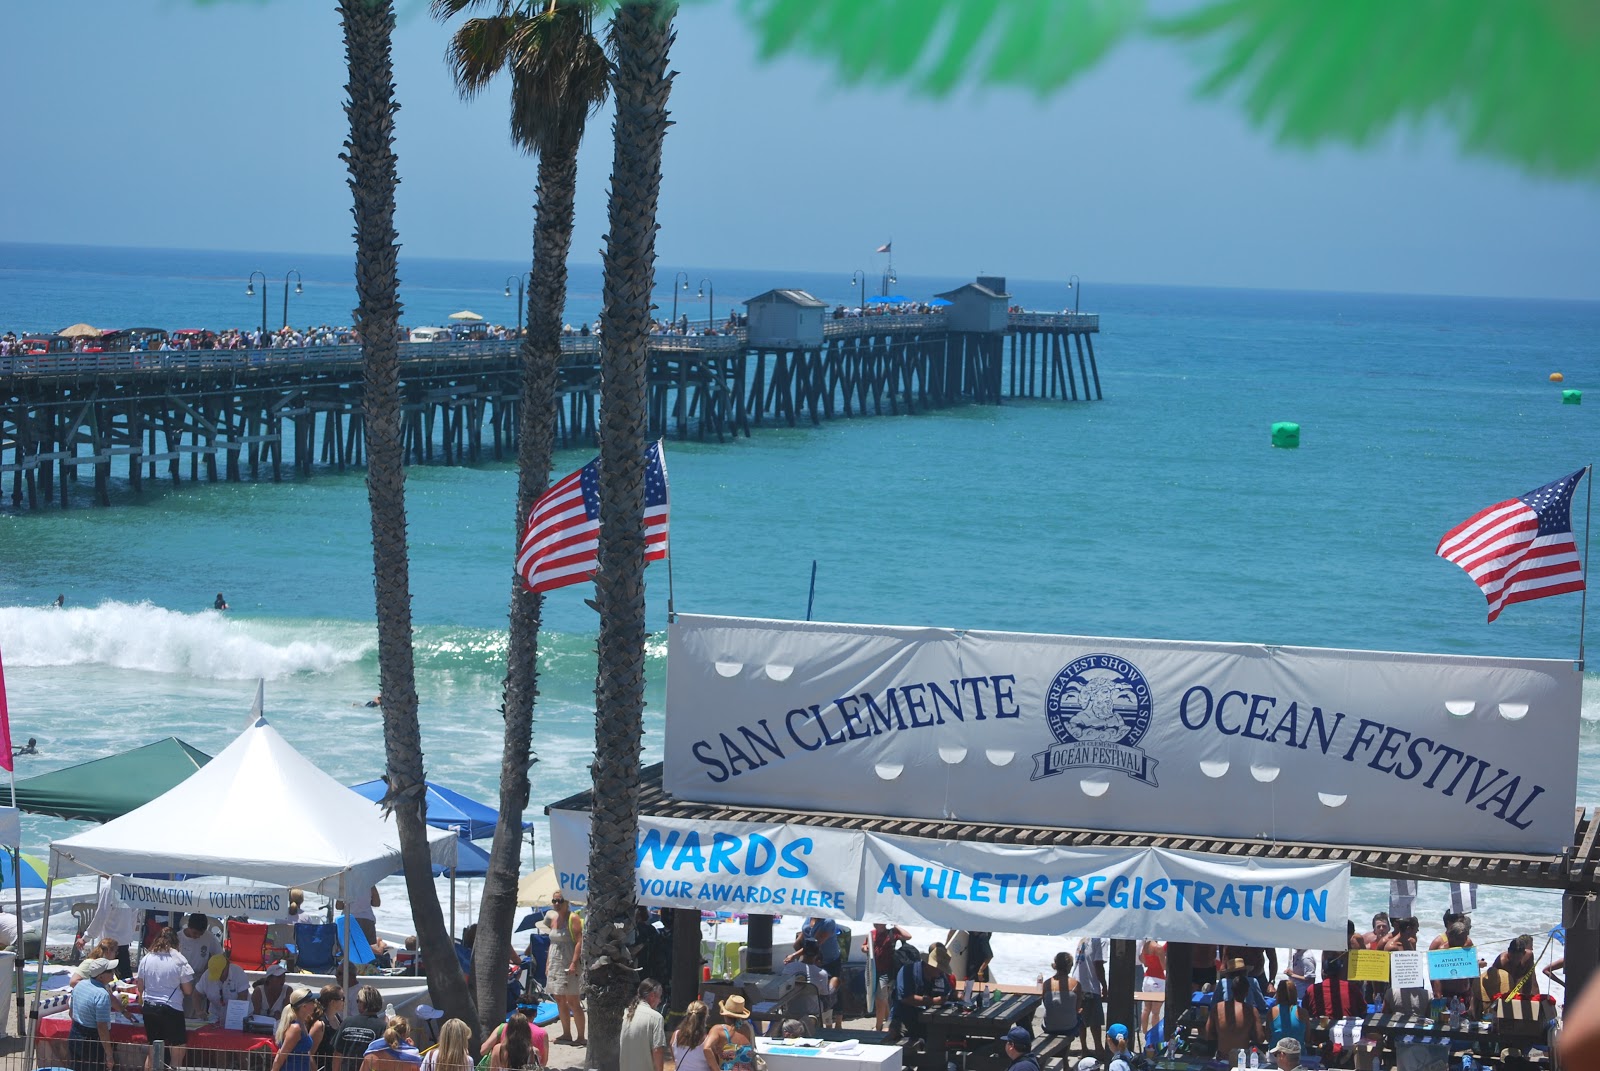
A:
[
  {"left": 1460, "top": 1055, "right": 1474, "bottom": 1071},
  {"left": 385, "top": 1003, "right": 396, "bottom": 1020},
  {"left": 1249, "top": 1047, "right": 1260, "bottom": 1068},
  {"left": 1236, "top": 1048, "right": 1247, "bottom": 1069}
]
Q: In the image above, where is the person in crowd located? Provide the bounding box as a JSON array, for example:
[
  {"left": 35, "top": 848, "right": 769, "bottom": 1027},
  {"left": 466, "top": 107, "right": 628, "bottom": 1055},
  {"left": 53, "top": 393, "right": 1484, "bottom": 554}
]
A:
[
  {"left": 277, "top": 888, "right": 307, "bottom": 928},
  {"left": 1269, "top": 1037, "right": 1303, "bottom": 1071},
  {"left": 1428, "top": 910, "right": 1471, "bottom": 952},
  {"left": 1376, "top": 917, "right": 1420, "bottom": 953},
  {"left": 1221, "top": 945, "right": 1277, "bottom": 992},
  {"left": 546, "top": 891, "right": 585, "bottom": 1045},
  {"left": 71, "top": 940, "right": 131, "bottom": 1009},
  {"left": 486, "top": 1011, "right": 537, "bottom": 1069},
  {"left": 69, "top": 957, "right": 118, "bottom": 1071},
  {"left": 703, "top": 995, "right": 756, "bottom": 1071},
  {"left": 1302, "top": 953, "right": 1365, "bottom": 1022},
  {"left": 787, "top": 917, "right": 842, "bottom": 983},
  {"left": 1360, "top": 913, "right": 1391, "bottom": 950},
  {"left": 1074, "top": 936, "right": 1107, "bottom": 1055},
  {"left": 272, "top": 987, "right": 326, "bottom": 1071},
  {"left": 864, "top": 922, "right": 912, "bottom": 1032},
  {"left": 252, "top": 962, "right": 292, "bottom": 1018},
  {"left": 1189, "top": 944, "right": 1220, "bottom": 990},
  {"left": 334, "top": 986, "right": 386, "bottom": 1071},
  {"left": 1138, "top": 940, "right": 1166, "bottom": 1035},
  {"left": 198, "top": 951, "right": 249, "bottom": 1016},
  {"left": 780, "top": 940, "right": 833, "bottom": 1027},
  {"left": 620, "top": 978, "right": 668, "bottom": 1071},
  {"left": 780, "top": 1020, "right": 808, "bottom": 1039},
  {"left": 1004, "top": 1026, "right": 1041, "bottom": 1071},
  {"left": 1285, "top": 948, "right": 1315, "bottom": 1003},
  {"left": 1267, "top": 981, "right": 1304, "bottom": 1047},
  {"left": 178, "top": 914, "right": 219, "bottom": 1014},
  {"left": 314, "top": 985, "right": 345, "bottom": 1071},
  {"left": 671, "top": 1001, "right": 713, "bottom": 1071},
  {"left": 421, "top": 1020, "right": 472, "bottom": 1071},
  {"left": 1488, "top": 934, "right": 1540, "bottom": 997},
  {"left": 1105, "top": 1024, "right": 1132, "bottom": 1071},
  {"left": 1202, "top": 970, "right": 1265, "bottom": 1057},
  {"left": 335, "top": 885, "right": 381, "bottom": 946},
  {"left": 360, "top": 1016, "right": 422, "bottom": 1071},
  {"left": 1040, "top": 951, "right": 1082, "bottom": 1047},
  {"left": 1075, "top": 1059, "right": 1101, "bottom": 1071},
  {"left": 1543, "top": 956, "right": 1565, "bottom": 987},
  {"left": 484, "top": 1007, "right": 549, "bottom": 1068},
  {"left": 1216, "top": 958, "right": 1269, "bottom": 1016},
  {"left": 82, "top": 884, "right": 137, "bottom": 981},
  {"left": 136, "top": 927, "right": 195, "bottom": 1071},
  {"left": 1430, "top": 922, "right": 1480, "bottom": 1013},
  {"left": 629, "top": 908, "right": 672, "bottom": 1005},
  {"left": 890, "top": 942, "right": 951, "bottom": 1042}
]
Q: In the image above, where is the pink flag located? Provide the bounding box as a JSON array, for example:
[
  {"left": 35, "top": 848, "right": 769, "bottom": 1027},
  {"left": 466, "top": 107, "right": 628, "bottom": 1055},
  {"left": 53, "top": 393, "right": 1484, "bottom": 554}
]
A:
[{"left": 0, "top": 648, "right": 13, "bottom": 773}]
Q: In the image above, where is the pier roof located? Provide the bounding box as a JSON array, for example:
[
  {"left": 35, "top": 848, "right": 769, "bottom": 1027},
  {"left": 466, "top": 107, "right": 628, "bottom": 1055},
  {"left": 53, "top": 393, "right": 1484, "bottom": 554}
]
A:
[
  {"left": 744, "top": 289, "right": 827, "bottom": 308},
  {"left": 548, "top": 763, "right": 1600, "bottom": 893},
  {"left": 937, "top": 281, "right": 1009, "bottom": 300}
]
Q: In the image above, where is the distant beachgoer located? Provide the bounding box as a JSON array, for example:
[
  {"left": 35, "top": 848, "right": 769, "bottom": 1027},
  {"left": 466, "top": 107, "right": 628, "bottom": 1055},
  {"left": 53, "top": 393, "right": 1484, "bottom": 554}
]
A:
[
  {"left": 365, "top": 696, "right": 381, "bottom": 708},
  {"left": 214, "top": 593, "right": 229, "bottom": 611},
  {"left": 52, "top": 594, "right": 64, "bottom": 608},
  {"left": 12, "top": 738, "right": 37, "bottom": 757}
]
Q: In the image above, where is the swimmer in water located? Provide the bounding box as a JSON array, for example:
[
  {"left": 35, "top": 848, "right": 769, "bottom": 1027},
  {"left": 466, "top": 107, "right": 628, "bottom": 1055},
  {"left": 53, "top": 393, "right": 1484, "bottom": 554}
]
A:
[
  {"left": 12, "top": 738, "right": 37, "bottom": 757},
  {"left": 51, "top": 594, "right": 64, "bottom": 608},
  {"left": 214, "top": 593, "right": 229, "bottom": 611}
]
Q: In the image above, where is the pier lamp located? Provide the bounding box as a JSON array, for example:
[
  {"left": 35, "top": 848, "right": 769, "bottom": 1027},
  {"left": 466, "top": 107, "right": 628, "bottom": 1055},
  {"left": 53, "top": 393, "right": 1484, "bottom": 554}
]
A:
[
  {"left": 245, "top": 271, "right": 267, "bottom": 335},
  {"left": 697, "top": 278, "right": 715, "bottom": 332},
  {"left": 851, "top": 270, "right": 866, "bottom": 312},
  {"left": 1067, "top": 274, "right": 1081, "bottom": 314},
  {"left": 282, "top": 270, "right": 303, "bottom": 329},
  {"left": 671, "top": 271, "right": 690, "bottom": 329},
  {"left": 504, "top": 272, "right": 532, "bottom": 334}
]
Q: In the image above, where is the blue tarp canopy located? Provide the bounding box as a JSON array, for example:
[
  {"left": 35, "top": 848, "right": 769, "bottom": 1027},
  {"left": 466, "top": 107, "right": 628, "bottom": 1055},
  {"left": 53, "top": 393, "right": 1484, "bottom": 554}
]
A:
[
  {"left": 347, "top": 779, "right": 528, "bottom": 842},
  {"left": 867, "top": 294, "right": 911, "bottom": 304},
  {"left": 928, "top": 297, "right": 953, "bottom": 307}
]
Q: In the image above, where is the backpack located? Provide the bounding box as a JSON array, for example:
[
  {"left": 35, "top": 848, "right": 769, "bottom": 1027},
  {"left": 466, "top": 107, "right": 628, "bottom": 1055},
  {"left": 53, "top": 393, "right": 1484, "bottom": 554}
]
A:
[{"left": 893, "top": 942, "right": 921, "bottom": 969}]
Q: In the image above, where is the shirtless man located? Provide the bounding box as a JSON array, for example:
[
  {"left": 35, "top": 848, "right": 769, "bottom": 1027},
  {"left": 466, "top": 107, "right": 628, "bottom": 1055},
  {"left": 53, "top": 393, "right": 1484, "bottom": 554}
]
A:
[
  {"left": 1429, "top": 911, "right": 1472, "bottom": 952},
  {"left": 1360, "top": 913, "right": 1391, "bottom": 950}
]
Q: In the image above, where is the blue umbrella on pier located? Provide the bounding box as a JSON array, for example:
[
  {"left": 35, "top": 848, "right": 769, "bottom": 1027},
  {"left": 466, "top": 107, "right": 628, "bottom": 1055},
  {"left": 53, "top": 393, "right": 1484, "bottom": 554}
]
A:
[{"left": 928, "top": 297, "right": 953, "bottom": 307}]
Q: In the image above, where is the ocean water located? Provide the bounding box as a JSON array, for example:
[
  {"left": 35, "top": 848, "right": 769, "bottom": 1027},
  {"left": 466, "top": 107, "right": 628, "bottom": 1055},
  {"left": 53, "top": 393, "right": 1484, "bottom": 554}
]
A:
[{"left": 1, "top": 243, "right": 1597, "bottom": 989}]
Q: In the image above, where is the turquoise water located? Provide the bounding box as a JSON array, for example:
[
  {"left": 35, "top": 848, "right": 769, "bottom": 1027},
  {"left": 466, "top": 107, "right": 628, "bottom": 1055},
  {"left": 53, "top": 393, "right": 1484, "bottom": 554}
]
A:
[{"left": 1, "top": 244, "right": 1597, "bottom": 970}]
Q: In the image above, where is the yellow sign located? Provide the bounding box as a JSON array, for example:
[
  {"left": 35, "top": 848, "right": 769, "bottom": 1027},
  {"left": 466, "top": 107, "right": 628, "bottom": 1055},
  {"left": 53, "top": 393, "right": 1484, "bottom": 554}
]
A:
[{"left": 1348, "top": 949, "right": 1391, "bottom": 982}]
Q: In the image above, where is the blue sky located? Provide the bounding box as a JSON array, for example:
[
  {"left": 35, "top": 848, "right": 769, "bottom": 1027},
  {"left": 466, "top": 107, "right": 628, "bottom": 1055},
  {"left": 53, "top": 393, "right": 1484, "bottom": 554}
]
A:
[{"left": 3, "top": 0, "right": 1597, "bottom": 299}]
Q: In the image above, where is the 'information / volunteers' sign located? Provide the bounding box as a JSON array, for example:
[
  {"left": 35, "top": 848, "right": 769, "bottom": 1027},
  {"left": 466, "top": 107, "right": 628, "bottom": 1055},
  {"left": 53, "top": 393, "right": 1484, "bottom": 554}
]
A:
[
  {"left": 112, "top": 876, "right": 289, "bottom": 916},
  {"left": 549, "top": 811, "right": 1351, "bottom": 948}
]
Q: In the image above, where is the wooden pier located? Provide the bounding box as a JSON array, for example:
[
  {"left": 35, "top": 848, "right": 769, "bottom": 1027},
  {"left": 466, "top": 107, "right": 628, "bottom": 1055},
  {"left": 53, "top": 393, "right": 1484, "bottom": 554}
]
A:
[{"left": 0, "top": 309, "right": 1099, "bottom": 509}]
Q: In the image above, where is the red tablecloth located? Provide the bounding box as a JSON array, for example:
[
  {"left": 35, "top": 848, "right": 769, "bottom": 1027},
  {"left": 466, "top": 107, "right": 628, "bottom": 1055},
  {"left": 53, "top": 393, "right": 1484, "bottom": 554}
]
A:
[{"left": 39, "top": 1012, "right": 277, "bottom": 1053}]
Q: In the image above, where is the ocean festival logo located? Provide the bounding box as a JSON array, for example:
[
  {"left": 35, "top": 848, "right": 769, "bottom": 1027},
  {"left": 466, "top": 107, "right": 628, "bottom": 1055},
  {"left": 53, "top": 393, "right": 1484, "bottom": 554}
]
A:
[{"left": 1033, "top": 653, "right": 1159, "bottom": 786}]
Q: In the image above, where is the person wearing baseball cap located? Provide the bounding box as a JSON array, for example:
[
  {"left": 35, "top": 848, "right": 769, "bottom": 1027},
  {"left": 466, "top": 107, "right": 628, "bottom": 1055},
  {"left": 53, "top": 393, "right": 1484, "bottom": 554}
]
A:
[
  {"left": 1004, "top": 1026, "right": 1040, "bottom": 1071},
  {"left": 1269, "top": 1037, "right": 1303, "bottom": 1069},
  {"left": 1105, "top": 1024, "right": 1132, "bottom": 1071},
  {"left": 69, "top": 958, "right": 118, "bottom": 1071}
]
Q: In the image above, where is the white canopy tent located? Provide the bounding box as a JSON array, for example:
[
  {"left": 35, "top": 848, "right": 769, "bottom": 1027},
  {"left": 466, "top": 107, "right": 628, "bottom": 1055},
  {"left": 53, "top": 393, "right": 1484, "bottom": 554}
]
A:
[
  {"left": 30, "top": 718, "right": 458, "bottom": 1059},
  {"left": 50, "top": 717, "right": 456, "bottom": 887}
]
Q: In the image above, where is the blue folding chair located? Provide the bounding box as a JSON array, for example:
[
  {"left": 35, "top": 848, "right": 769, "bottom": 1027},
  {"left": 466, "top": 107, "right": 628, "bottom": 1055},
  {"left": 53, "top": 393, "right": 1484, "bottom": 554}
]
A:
[
  {"left": 295, "top": 921, "right": 340, "bottom": 973},
  {"left": 338, "top": 913, "right": 377, "bottom": 966}
]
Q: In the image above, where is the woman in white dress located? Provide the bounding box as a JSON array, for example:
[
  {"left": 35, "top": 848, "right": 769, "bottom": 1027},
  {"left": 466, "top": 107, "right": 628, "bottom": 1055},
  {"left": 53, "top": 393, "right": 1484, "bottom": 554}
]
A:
[{"left": 545, "top": 895, "right": 585, "bottom": 1046}]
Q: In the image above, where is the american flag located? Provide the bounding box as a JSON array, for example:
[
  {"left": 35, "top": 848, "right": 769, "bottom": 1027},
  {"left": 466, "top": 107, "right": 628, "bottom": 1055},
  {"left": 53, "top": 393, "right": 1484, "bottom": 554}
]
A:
[
  {"left": 516, "top": 441, "right": 669, "bottom": 594},
  {"left": 1435, "top": 467, "right": 1587, "bottom": 622},
  {"left": 875, "top": 241, "right": 892, "bottom": 254}
]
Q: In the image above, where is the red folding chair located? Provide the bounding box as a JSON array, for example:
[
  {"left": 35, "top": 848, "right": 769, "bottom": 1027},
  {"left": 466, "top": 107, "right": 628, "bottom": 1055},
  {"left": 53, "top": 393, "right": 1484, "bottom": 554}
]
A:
[{"left": 226, "top": 920, "right": 272, "bottom": 971}]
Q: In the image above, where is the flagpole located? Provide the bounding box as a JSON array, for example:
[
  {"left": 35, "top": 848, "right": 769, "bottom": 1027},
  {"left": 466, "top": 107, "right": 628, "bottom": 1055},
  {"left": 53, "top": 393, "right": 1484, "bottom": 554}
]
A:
[
  {"left": 9, "top": 763, "right": 22, "bottom": 1045},
  {"left": 661, "top": 440, "right": 675, "bottom": 624},
  {"left": 1580, "top": 464, "right": 1593, "bottom": 671}
]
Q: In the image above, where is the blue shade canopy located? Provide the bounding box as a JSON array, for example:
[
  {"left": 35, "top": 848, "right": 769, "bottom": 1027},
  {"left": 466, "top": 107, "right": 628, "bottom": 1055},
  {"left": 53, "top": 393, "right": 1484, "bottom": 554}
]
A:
[
  {"left": 928, "top": 297, "right": 953, "bottom": 307},
  {"left": 347, "top": 779, "right": 528, "bottom": 842},
  {"left": 0, "top": 852, "right": 49, "bottom": 890}
]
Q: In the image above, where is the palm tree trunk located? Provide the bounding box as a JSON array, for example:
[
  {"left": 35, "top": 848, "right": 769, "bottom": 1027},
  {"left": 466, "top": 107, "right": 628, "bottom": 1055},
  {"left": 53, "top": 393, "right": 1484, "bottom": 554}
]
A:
[
  {"left": 339, "top": 0, "right": 470, "bottom": 1025},
  {"left": 586, "top": 4, "right": 675, "bottom": 1070},
  {"left": 471, "top": 130, "right": 582, "bottom": 1039}
]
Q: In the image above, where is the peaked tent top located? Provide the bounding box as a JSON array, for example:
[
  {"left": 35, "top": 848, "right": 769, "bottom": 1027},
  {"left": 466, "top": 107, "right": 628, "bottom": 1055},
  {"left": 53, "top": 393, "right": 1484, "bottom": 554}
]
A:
[
  {"left": 14, "top": 738, "right": 211, "bottom": 824},
  {"left": 52, "top": 720, "right": 456, "bottom": 889}
]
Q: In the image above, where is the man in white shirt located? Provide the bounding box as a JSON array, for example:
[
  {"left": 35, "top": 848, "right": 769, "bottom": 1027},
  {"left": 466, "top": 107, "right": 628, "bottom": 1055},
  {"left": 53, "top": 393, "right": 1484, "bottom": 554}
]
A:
[
  {"left": 618, "top": 978, "right": 667, "bottom": 1071},
  {"left": 779, "top": 941, "right": 833, "bottom": 1023},
  {"left": 1074, "top": 937, "right": 1107, "bottom": 1055},
  {"left": 177, "top": 914, "right": 219, "bottom": 1015},
  {"left": 197, "top": 952, "right": 249, "bottom": 1019}
]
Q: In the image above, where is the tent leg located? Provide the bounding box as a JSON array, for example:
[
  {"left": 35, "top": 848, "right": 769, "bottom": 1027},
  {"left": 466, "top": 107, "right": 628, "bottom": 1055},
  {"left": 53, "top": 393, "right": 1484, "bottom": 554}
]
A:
[
  {"left": 26, "top": 853, "right": 60, "bottom": 1067},
  {"left": 338, "top": 871, "right": 350, "bottom": 996},
  {"left": 13, "top": 848, "right": 25, "bottom": 1046},
  {"left": 449, "top": 869, "right": 456, "bottom": 941}
]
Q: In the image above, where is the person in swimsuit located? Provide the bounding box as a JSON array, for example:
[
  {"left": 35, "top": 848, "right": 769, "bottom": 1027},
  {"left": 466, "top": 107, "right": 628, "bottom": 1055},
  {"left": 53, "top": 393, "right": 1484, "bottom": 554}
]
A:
[
  {"left": 703, "top": 995, "right": 756, "bottom": 1071},
  {"left": 272, "top": 988, "right": 326, "bottom": 1071}
]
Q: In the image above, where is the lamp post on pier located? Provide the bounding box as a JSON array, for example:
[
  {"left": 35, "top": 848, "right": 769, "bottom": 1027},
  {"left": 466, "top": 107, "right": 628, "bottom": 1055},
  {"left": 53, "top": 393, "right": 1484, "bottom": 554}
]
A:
[
  {"left": 282, "top": 270, "right": 303, "bottom": 329},
  {"left": 504, "top": 272, "right": 532, "bottom": 334},
  {"left": 671, "top": 272, "right": 690, "bottom": 331},
  {"left": 1067, "top": 274, "right": 1081, "bottom": 314},
  {"left": 245, "top": 271, "right": 267, "bottom": 336},
  {"left": 851, "top": 270, "right": 866, "bottom": 313},
  {"left": 697, "top": 277, "right": 715, "bottom": 332}
]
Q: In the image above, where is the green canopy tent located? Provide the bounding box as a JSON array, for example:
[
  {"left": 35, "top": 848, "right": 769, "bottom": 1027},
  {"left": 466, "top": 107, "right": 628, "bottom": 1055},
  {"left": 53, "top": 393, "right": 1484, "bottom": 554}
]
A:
[{"left": 13, "top": 737, "right": 211, "bottom": 823}]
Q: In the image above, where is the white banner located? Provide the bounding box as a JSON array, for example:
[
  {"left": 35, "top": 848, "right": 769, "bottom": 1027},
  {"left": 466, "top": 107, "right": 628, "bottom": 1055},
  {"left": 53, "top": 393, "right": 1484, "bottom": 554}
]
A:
[
  {"left": 112, "top": 876, "right": 289, "bottom": 917},
  {"left": 548, "top": 811, "right": 864, "bottom": 916},
  {"left": 860, "top": 833, "right": 1349, "bottom": 948},
  {"left": 664, "top": 615, "right": 1580, "bottom": 854}
]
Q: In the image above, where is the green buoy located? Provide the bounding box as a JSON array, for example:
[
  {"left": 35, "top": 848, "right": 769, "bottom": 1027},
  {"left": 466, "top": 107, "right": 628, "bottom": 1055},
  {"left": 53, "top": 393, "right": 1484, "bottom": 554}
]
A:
[
  {"left": 1563, "top": 389, "right": 1582, "bottom": 405},
  {"left": 1271, "top": 421, "right": 1301, "bottom": 448}
]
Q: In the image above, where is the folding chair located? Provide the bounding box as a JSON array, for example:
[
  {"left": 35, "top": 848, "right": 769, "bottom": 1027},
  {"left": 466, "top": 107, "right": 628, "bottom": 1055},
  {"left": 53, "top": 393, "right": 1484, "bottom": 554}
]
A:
[
  {"left": 226, "top": 920, "right": 272, "bottom": 971},
  {"left": 294, "top": 922, "right": 339, "bottom": 974}
]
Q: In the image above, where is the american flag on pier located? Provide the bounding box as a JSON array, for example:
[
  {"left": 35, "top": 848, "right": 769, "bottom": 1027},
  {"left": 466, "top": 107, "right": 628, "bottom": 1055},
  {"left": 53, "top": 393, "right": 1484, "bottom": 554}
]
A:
[
  {"left": 1435, "top": 467, "right": 1587, "bottom": 621},
  {"left": 516, "top": 441, "right": 669, "bottom": 594},
  {"left": 875, "top": 241, "right": 892, "bottom": 254}
]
